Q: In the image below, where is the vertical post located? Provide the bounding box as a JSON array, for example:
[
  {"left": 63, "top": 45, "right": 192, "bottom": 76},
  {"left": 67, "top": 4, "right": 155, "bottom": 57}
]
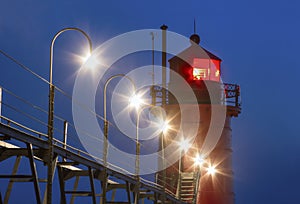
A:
[
  {"left": 4, "top": 156, "right": 21, "bottom": 203},
  {"left": 193, "top": 165, "right": 201, "bottom": 204},
  {"left": 27, "top": 143, "right": 42, "bottom": 204},
  {"left": 235, "top": 85, "right": 240, "bottom": 107},
  {"left": 0, "top": 87, "right": 2, "bottom": 123},
  {"left": 135, "top": 112, "right": 140, "bottom": 177},
  {"left": 46, "top": 27, "right": 92, "bottom": 204},
  {"left": 57, "top": 166, "right": 66, "bottom": 204},
  {"left": 161, "top": 133, "right": 166, "bottom": 203},
  {"left": 47, "top": 83, "right": 55, "bottom": 204},
  {"left": 103, "top": 74, "right": 130, "bottom": 167},
  {"left": 151, "top": 32, "right": 156, "bottom": 106},
  {"left": 63, "top": 121, "right": 68, "bottom": 162},
  {"left": 88, "top": 167, "right": 96, "bottom": 204},
  {"left": 102, "top": 74, "right": 135, "bottom": 204},
  {"left": 160, "top": 25, "right": 168, "bottom": 203},
  {"left": 103, "top": 119, "right": 108, "bottom": 166},
  {"left": 102, "top": 115, "right": 108, "bottom": 204},
  {"left": 135, "top": 109, "right": 141, "bottom": 204},
  {"left": 160, "top": 25, "right": 168, "bottom": 106},
  {"left": 178, "top": 150, "right": 182, "bottom": 200}
]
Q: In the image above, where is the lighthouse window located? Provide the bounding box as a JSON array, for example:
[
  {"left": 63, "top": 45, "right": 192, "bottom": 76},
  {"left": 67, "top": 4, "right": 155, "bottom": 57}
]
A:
[{"left": 193, "top": 68, "right": 207, "bottom": 80}]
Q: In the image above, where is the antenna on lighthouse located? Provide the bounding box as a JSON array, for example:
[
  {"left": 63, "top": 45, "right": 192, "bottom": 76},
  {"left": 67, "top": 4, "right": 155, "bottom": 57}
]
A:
[
  {"left": 150, "top": 32, "right": 155, "bottom": 105},
  {"left": 160, "top": 24, "right": 168, "bottom": 107},
  {"left": 194, "top": 18, "right": 196, "bottom": 33}
]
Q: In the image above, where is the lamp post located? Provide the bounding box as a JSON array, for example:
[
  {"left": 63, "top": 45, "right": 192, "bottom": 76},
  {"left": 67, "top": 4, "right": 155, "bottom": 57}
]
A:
[
  {"left": 157, "top": 119, "right": 169, "bottom": 202},
  {"left": 134, "top": 104, "right": 149, "bottom": 204},
  {"left": 128, "top": 97, "right": 151, "bottom": 204},
  {"left": 47, "top": 27, "right": 92, "bottom": 204},
  {"left": 129, "top": 96, "right": 170, "bottom": 204},
  {"left": 161, "top": 130, "right": 166, "bottom": 202},
  {"left": 103, "top": 74, "right": 136, "bottom": 167},
  {"left": 102, "top": 74, "right": 136, "bottom": 204}
]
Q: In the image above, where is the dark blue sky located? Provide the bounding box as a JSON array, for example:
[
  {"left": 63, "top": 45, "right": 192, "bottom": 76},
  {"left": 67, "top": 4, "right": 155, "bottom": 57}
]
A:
[{"left": 1, "top": 0, "right": 300, "bottom": 203}]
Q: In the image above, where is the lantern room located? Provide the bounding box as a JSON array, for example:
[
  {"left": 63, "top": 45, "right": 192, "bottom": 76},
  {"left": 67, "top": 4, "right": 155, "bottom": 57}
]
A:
[
  {"left": 168, "top": 33, "right": 223, "bottom": 104},
  {"left": 169, "top": 34, "right": 221, "bottom": 83},
  {"left": 192, "top": 57, "right": 220, "bottom": 81}
]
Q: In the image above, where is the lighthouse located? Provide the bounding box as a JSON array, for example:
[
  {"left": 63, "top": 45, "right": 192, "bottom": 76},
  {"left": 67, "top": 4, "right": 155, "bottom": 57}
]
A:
[{"left": 159, "top": 32, "right": 241, "bottom": 204}]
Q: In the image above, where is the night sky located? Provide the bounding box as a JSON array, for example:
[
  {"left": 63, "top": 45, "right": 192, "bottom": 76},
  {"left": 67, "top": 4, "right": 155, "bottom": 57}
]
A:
[{"left": 1, "top": 0, "right": 300, "bottom": 203}]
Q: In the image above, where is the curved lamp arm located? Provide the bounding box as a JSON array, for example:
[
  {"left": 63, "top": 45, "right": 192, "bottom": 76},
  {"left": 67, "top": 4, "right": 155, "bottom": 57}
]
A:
[{"left": 49, "top": 27, "right": 93, "bottom": 84}]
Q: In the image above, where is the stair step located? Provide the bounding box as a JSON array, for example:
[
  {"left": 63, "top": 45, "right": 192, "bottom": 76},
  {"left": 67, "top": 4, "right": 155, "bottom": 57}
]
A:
[
  {"left": 181, "top": 178, "right": 195, "bottom": 181},
  {"left": 181, "top": 173, "right": 195, "bottom": 177},
  {"left": 181, "top": 181, "right": 194, "bottom": 184},
  {"left": 181, "top": 186, "right": 195, "bottom": 188},
  {"left": 181, "top": 187, "right": 194, "bottom": 190},
  {"left": 181, "top": 189, "right": 194, "bottom": 192},
  {"left": 181, "top": 193, "right": 195, "bottom": 196},
  {"left": 181, "top": 198, "right": 193, "bottom": 201},
  {"left": 181, "top": 198, "right": 193, "bottom": 200},
  {"left": 181, "top": 178, "right": 194, "bottom": 181},
  {"left": 182, "top": 177, "right": 194, "bottom": 180}
]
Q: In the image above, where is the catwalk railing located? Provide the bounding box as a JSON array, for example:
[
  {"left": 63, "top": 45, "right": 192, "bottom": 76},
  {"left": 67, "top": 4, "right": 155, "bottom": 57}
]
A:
[
  {"left": 0, "top": 85, "right": 186, "bottom": 203},
  {"left": 0, "top": 116, "right": 185, "bottom": 203},
  {"left": 151, "top": 82, "right": 241, "bottom": 107}
]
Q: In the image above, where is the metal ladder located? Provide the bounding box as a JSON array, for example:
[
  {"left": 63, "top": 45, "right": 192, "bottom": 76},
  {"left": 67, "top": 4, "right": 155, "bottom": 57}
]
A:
[{"left": 177, "top": 172, "right": 200, "bottom": 204}]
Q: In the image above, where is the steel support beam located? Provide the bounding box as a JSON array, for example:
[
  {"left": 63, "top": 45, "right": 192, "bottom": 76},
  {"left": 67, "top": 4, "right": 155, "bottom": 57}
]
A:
[
  {"left": 57, "top": 166, "right": 67, "bottom": 204},
  {"left": 27, "top": 143, "right": 42, "bottom": 204},
  {"left": 4, "top": 156, "right": 21, "bottom": 203},
  {"left": 88, "top": 167, "right": 97, "bottom": 204}
]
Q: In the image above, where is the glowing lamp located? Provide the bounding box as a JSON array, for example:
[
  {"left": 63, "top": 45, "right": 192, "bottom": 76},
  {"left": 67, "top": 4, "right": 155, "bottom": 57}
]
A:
[
  {"left": 207, "top": 165, "right": 216, "bottom": 175},
  {"left": 179, "top": 138, "right": 191, "bottom": 153},
  {"left": 192, "top": 58, "right": 220, "bottom": 82},
  {"left": 82, "top": 52, "right": 91, "bottom": 63},
  {"left": 194, "top": 154, "right": 205, "bottom": 166},
  {"left": 129, "top": 94, "right": 143, "bottom": 109},
  {"left": 167, "top": 33, "right": 223, "bottom": 104},
  {"left": 160, "top": 121, "right": 170, "bottom": 134},
  {"left": 168, "top": 34, "right": 221, "bottom": 83}
]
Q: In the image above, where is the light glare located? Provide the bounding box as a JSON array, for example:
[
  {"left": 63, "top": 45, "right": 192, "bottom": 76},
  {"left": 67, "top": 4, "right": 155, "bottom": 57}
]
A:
[
  {"left": 129, "top": 94, "right": 143, "bottom": 109},
  {"left": 194, "top": 154, "right": 205, "bottom": 166},
  {"left": 160, "top": 121, "right": 170, "bottom": 134},
  {"left": 80, "top": 52, "right": 91, "bottom": 64},
  {"left": 207, "top": 165, "right": 216, "bottom": 175},
  {"left": 179, "top": 138, "right": 190, "bottom": 152}
]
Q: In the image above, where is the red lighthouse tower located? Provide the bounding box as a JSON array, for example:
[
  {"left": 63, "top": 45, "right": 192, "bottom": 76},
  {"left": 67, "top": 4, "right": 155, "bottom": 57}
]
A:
[{"left": 161, "top": 32, "right": 241, "bottom": 204}]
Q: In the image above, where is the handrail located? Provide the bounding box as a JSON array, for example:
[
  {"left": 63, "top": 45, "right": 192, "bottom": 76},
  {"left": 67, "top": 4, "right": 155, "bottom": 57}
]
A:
[
  {"left": 0, "top": 115, "right": 48, "bottom": 138},
  {"left": 0, "top": 115, "right": 185, "bottom": 202},
  {"left": 0, "top": 115, "right": 136, "bottom": 177},
  {"left": 223, "top": 83, "right": 241, "bottom": 107}
]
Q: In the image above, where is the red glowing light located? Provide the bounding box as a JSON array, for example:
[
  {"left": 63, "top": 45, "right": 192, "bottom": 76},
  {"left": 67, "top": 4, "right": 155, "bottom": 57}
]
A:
[
  {"left": 193, "top": 67, "right": 207, "bottom": 80},
  {"left": 191, "top": 58, "right": 221, "bottom": 82}
]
